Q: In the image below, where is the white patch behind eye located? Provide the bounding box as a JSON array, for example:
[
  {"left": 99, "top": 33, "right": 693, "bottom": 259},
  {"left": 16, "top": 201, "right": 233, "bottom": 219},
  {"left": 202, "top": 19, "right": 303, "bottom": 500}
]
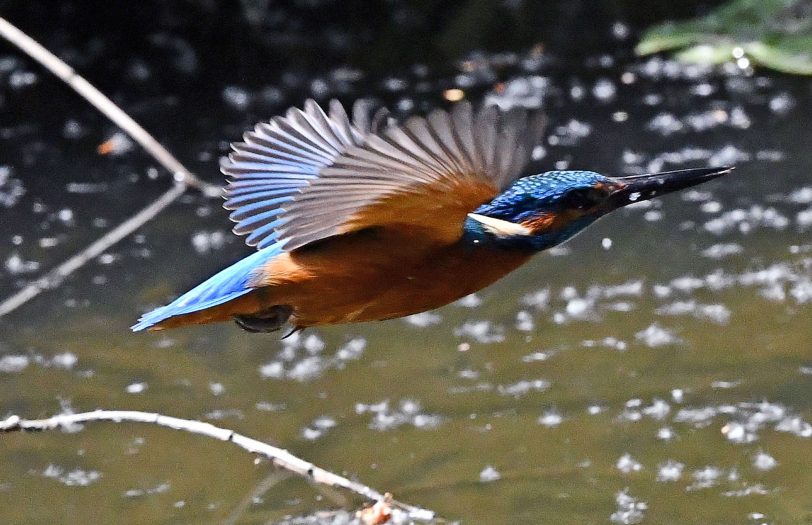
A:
[{"left": 467, "top": 213, "right": 532, "bottom": 237}]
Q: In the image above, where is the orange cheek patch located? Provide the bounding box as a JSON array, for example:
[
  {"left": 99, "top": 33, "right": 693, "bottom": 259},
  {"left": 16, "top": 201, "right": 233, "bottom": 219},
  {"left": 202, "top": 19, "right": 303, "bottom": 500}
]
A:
[
  {"left": 521, "top": 209, "right": 588, "bottom": 234},
  {"left": 520, "top": 213, "right": 557, "bottom": 234}
]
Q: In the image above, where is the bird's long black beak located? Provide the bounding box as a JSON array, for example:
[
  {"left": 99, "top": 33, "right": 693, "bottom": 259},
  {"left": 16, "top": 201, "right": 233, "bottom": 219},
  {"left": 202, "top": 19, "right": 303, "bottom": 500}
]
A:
[{"left": 608, "top": 166, "right": 734, "bottom": 209}]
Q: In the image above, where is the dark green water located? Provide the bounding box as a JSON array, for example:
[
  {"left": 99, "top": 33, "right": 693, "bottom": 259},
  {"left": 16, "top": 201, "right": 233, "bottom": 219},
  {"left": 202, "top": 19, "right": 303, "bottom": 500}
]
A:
[{"left": 1, "top": 25, "right": 811, "bottom": 525}]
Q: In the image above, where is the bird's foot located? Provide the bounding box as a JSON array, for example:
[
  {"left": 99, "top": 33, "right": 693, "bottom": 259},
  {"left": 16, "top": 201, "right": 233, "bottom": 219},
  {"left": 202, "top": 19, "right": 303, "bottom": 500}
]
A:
[{"left": 234, "top": 305, "right": 292, "bottom": 333}]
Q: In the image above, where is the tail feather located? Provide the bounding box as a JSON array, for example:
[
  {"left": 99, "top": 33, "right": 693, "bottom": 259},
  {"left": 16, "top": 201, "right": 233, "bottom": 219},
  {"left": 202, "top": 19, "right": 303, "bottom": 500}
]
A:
[{"left": 132, "top": 243, "right": 283, "bottom": 331}]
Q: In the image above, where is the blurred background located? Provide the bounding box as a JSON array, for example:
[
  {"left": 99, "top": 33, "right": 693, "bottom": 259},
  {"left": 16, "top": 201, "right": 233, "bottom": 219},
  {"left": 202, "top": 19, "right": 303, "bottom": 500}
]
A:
[{"left": 0, "top": 1, "right": 810, "bottom": 523}]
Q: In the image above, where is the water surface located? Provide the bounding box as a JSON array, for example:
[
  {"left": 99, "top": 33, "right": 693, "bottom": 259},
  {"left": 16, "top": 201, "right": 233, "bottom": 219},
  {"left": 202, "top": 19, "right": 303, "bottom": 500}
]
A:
[{"left": 1, "top": 23, "right": 811, "bottom": 525}]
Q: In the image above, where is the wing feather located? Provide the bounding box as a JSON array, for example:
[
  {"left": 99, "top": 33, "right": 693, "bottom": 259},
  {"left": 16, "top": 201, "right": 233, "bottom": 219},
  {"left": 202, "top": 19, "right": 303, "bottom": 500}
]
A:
[
  {"left": 381, "top": 127, "right": 449, "bottom": 175},
  {"left": 229, "top": 196, "right": 294, "bottom": 221},
  {"left": 220, "top": 99, "right": 546, "bottom": 251},
  {"left": 328, "top": 99, "right": 358, "bottom": 144},
  {"left": 451, "top": 102, "right": 479, "bottom": 168},
  {"left": 250, "top": 124, "right": 332, "bottom": 164},
  {"left": 402, "top": 117, "right": 464, "bottom": 175}
]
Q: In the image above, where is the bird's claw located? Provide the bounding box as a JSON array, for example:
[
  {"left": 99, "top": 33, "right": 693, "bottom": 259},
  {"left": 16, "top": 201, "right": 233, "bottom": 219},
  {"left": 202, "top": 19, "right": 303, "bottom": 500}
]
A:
[{"left": 233, "top": 305, "right": 292, "bottom": 333}]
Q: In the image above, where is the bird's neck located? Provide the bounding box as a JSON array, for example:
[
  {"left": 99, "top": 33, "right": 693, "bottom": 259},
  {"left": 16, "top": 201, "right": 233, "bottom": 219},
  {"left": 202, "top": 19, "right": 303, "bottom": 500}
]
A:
[{"left": 462, "top": 214, "right": 595, "bottom": 252}]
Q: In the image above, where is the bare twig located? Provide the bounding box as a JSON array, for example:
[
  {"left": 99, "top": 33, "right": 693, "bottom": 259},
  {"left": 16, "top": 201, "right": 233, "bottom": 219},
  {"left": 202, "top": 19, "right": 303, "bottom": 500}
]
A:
[
  {"left": 0, "top": 16, "right": 219, "bottom": 196},
  {"left": 222, "top": 470, "right": 292, "bottom": 525},
  {"left": 0, "top": 183, "right": 186, "bottom": 317},
  {"left": 0, "top": 410, "right": 438, "bottom": 522},
  {"left": 0, "top": 16, "right": 222, "bottom": 318}
]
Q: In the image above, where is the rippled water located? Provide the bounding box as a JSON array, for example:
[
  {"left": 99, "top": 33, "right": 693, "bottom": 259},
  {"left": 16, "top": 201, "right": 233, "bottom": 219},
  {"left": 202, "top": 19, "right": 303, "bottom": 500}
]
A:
[{"left": 1, "top": 19, "right": 811, "bottom": 525}]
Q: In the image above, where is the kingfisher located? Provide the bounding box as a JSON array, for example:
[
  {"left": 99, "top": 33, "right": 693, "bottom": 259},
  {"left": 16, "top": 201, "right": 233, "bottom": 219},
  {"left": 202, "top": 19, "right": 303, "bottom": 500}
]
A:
[{"left": 132, "top": 99, "right": 732, "bottom": 333}]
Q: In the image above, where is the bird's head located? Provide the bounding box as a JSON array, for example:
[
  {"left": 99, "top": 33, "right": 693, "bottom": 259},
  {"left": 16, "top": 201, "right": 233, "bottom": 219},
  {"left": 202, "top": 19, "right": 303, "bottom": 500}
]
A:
[{"left": 466, "top": 166, "right": 733, "bottom": 251}]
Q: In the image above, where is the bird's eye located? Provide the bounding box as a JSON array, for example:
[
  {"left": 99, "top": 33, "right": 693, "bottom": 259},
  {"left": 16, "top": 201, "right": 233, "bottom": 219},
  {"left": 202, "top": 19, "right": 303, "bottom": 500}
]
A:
[{"left": 564, "top": 188, "right": 608, "bottom": 210}]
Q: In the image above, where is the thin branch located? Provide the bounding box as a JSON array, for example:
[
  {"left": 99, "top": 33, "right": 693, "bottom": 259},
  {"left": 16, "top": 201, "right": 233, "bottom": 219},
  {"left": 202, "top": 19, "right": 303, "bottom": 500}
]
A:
[
  {"left": 222, "top": 470, "right": 291, "bottom": 525},
  {"left": 0, "top": 410, "right": 438, "bottom": 523},
  {"left": 0, "top": 16, "right": 219, "bottom": 196},
  {"left": 0, "top": 183, "right": 186, "bottom": 317},
  {"left": 0, "top": 16, "right": 222, "bottom": 318}
]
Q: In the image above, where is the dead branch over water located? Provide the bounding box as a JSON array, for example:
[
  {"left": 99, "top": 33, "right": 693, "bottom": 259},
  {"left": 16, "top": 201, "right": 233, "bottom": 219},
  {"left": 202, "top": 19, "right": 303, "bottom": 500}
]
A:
[
  {"left": 0, "top": 16, "right": 220, "bottom": 318},
  {"left": 0, "top": 410, "right": 439, "bottom": 523},
  {"left": 0, "top": 18, "right": 441, "bottom": 523},
  {"left": 0, "top": 17, "right": 218, "bottom": 195},
  {"left": 0, "top": 183, "right": 187, "bottom": 316}
]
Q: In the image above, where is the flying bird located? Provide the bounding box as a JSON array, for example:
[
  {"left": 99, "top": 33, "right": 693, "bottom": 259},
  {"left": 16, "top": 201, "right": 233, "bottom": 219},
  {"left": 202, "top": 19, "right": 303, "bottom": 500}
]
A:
[{"left": 132, "top": 99, "right": 732, "bottom": 333}]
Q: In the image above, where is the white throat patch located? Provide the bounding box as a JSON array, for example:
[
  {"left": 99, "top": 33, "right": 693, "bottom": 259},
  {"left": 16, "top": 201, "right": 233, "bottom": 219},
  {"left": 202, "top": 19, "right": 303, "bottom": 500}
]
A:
[{"left": 467, "top": 213, "right": 532, "bottom": 238}]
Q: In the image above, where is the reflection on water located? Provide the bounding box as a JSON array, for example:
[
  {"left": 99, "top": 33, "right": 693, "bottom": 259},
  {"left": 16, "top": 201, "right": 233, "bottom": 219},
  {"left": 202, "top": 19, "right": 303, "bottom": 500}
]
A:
[{"left": 1, "top": 25, "right": 811, "bottom": 525}]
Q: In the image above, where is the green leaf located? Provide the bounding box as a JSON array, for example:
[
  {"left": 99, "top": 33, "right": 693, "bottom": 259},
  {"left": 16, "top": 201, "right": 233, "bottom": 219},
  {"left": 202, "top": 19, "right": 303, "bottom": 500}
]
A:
[
  {"left": 676, "top": 44, "right": 738, "bottom": 65},
  {"left": 636, "top": 30, "right": 714, "bottom": 55},
  {"left": 745, "top": 41, "right": 812, "bottom": 74},
  {"left": 636, "top": 0, "right": 812, "bottom": 75}
]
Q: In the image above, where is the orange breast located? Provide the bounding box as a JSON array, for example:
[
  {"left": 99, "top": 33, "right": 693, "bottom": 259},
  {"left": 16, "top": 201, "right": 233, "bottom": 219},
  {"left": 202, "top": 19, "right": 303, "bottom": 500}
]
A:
[{"left": 251, "top": 227, "right": 533, "bottom": 327}]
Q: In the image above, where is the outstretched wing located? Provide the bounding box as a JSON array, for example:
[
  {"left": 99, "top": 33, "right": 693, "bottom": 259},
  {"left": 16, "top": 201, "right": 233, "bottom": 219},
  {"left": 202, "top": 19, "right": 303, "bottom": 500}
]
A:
[{"left": 222, "top": 99, "right": 545, "bottom": 251}]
